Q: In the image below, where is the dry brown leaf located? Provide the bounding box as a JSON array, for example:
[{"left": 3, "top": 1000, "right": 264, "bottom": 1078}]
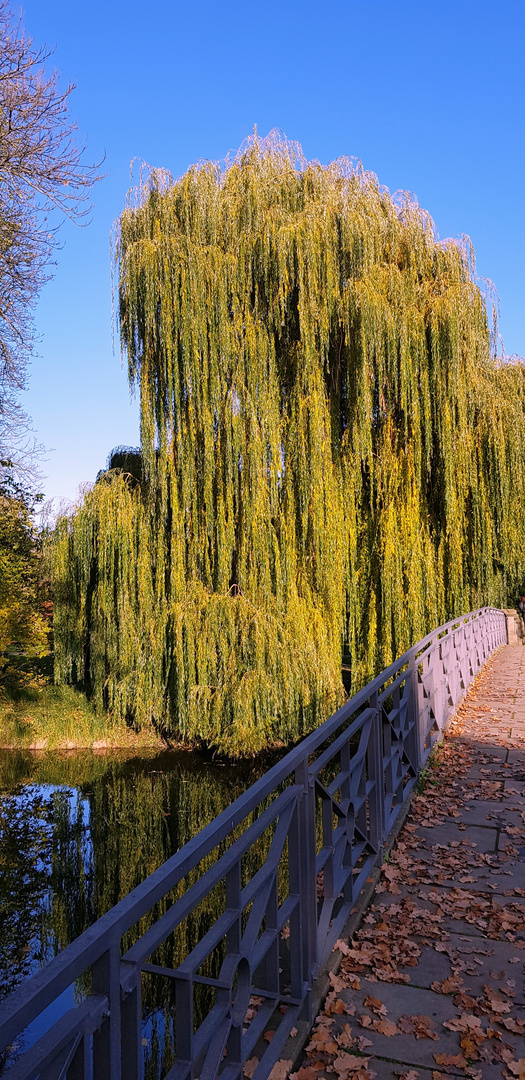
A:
[
  {"left": 269, "top": 1061, "right": 293, "bottom": 1080},
  {"left": 311, "top": 1021, "right": 331, "bottom": 1038},
  {"left": 356, "top": 1036, "right": 373, "bottom": 1052},
  {"left": 244, "top": 1058, "right": 259, "bottom": 1078},
  {"left": 460, "top": 1034, "right": 482, "bottom": 1058},
  {"left": 326, "top": 997, "right": 350, "bottom": 1016},
  {"left": 430, "top": 975, "right": 463, "bottom": 994},
  {"left": 453, "top": 992, "right": 479, "bottom": 1011},
  {"left": 329, "top": 972, "right": 347, "bottom": 992},
  {"left": 500, "top": 1018, "right": 525, "bottom": 1033},
  {"left": 363, "top": 996, "right": 387, "bottom": 1016},
  {"left": 336, "top": 1023, "right": 354, "bottom": 1050},
  {"left": 289, "top": 1070, "right": 317, "bottom": 1080},
  {"left": 445, "top": 1013, "right": 484, "bottom": 1033},
  {"left": 375, "top": 1018, "right": 398, "bottom": 1036},
  {"left": 306, "top": 1030, "right": 339, "bottom": 1055},
  {"left": 398, "top": 1015, "right": 438, "bottom": 1040},
  {"left": 333, "top": 1054, "right": 370, "bottom": 1075},
  {"left": 434, "top": 1053, "right": 468, "bottom": 1068},
  {"left": 483, "top": 987, "right": 511, "bottom": 1014},
  {"left": 507, "top": 1062, "right": 525, "bottom": 1080}
]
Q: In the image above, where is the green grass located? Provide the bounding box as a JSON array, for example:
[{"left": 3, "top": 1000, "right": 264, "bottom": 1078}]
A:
[{"left": 0, "top": 656, "right": 165, "bottom": 750}]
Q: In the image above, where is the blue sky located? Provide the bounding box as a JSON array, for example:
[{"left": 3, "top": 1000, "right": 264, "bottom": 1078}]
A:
[{"left": 20, "top": 0, "right": 525, "bottom": 505}]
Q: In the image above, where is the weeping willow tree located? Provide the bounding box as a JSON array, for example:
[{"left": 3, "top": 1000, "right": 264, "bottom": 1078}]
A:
[{"left": 50, "top": 132, "right": 525, "bottom": 755}]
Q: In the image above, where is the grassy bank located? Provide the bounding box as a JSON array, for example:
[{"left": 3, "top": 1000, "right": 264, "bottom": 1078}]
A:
[{"left": 0, "top": 677, "right": 166, "bottom": 751}]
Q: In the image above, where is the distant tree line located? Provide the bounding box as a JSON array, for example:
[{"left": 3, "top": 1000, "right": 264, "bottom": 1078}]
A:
[{"left": 0, "top": 0, "right": 99, "bottom": 688}]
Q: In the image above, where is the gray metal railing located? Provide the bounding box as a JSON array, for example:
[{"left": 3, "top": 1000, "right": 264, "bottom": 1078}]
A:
[{"left": 0, "top": 607, "right": 507, "bottom": 1080}]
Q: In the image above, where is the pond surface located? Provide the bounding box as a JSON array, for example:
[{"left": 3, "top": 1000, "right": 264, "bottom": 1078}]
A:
[{"left": 0, "top": 747, "right": 280, "bottom": 1075}]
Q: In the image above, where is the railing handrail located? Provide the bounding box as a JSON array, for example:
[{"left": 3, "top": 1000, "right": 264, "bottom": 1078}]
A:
[{"left": 0, "top": 605, "right": 508, "bottom": 1078}]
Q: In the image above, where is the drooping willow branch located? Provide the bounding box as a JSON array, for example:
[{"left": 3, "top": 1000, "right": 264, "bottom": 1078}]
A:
[{"left": 49, "top": 132, "right": 525, "bottom": 754}]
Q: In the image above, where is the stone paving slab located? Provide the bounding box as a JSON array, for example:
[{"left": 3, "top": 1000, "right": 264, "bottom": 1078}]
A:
[
  {"left": 444, "top": 801, "right": 523, "bottom": 828},
  {"left": 328, "top": 979, "right": 464, "bottom": 1069},
  {"left": 408, "top": 823, "right": 499, "bottom": 852},
  {"left": 320, "top": 976, "right": 525, "bottom": 1077},
  {"left": 290, "top": 646, "right": 525, "bottom": 1080},
  {"left": 394, "top": 935, "right": 525, "bottom": 1003},
  {"left": 369, "top": 1062, "right": 508, "bottom": 1080}
]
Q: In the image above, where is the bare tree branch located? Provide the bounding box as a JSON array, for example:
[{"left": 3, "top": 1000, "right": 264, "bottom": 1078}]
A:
[{"left": 0, "top": 0, "right": 103, "bottom": 478}]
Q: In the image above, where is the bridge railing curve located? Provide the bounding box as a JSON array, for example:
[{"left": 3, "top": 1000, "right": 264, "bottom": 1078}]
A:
[{"left": 0, "top": 607, "right": 507, "bottom": 1080}]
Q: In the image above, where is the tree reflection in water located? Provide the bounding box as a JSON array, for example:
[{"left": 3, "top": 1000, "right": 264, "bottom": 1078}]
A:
[{"left": 0, "top": 748, "right": 280, "bottom": 1077}]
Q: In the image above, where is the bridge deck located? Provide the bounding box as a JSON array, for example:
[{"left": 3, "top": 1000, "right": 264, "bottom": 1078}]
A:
[
  {"left": 291, "top": 644, "right": 525, "bottom": 1079},
  {"left": 0, "top": 607, "right": 510, "bottom": 1080}
]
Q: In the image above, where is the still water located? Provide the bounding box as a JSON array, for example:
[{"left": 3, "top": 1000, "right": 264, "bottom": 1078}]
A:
[{"left": 0, "top": 747, "right": 279, "bottom": 1075}]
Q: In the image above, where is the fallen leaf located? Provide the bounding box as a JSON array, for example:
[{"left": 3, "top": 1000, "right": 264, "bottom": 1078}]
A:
[
  {"left": 375, "top": 1018, "right": 398, "bottom": 1036},
  {"left": 333, "top": 1054, "right": 370, "bottom": 1075},
  {"left": 398, "top": 1015, "right": 438, "bottom": 1040},
  {"left": 269, "top": 1061, "right": 293, "bottom": 1080},
  {"left": 336, "top": 1023, "right": 354, "bottom": 1049},
  {"left": 431, "top": 975, "right": 463, "bottom": 994},
  {"left": 306, "top": 1029, "right": 339, "bottom": 1055},
  {"left": 501, "top": 1018, "right": 525, "bottom": 1034},
  {"left": 507, "top": 1062, "right": 525, "bottom": 1080},
  {"left": 326, "top": 997, "right": 351, "bottom": 1016},
  {"left": 244, "top": 1058, "right": 259, "bottom": 1078},
  {"left": 363, "top": 996, "right": 387, "bottom": 1016},
  {"left": 359, "top": 1015, "right": 373, "bottom": 1029},
  {"left": 356, "top": 1036, "right": 373, "bottom": 1051},
  {"left": 434, "top": 1053, "right": 468, "bottom": 1068}
]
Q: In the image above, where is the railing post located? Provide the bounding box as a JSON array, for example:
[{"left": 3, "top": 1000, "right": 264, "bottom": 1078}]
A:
[
  {"left": 120, "top": 962, "right": 143, "bottom": 1080},
  {"left": 433, "top": 637, "right": 446, "bottom": 731},
  {"left": 295, "top": 759, "right": 317, "bottom": 1008},
  {"left": 367, "top": 689, "right": 384, "bottom": 861},
  {"left": 92, "top": 944, "right": 121, "bottom": 1080},
  {"left": 405, "top": 656, "right": 421, "bottom": 773}
]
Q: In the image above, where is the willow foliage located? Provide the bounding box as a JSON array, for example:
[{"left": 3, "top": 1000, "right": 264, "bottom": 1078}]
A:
[{"left": 50, "top": 132, "right": 525, "bottom": 754}]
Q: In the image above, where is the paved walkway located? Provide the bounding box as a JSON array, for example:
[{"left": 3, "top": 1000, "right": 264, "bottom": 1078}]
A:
[{"left": 291, "top": 645, "right": 525, "bottom": 1080}]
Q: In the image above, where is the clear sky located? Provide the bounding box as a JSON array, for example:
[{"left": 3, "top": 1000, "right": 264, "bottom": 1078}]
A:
[{"left": 19, "top": 0, "right": 525, "bottom": 506}]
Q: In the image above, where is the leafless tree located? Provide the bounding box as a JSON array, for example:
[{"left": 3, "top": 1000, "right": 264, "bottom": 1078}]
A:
[{"left": 0, "top": 0, "right": 103, "bottom": 478}]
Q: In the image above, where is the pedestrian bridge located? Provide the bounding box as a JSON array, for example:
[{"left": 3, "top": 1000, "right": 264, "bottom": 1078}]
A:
[{"left": 0, "top": 608, "right": 509, "bottom": 1080}]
